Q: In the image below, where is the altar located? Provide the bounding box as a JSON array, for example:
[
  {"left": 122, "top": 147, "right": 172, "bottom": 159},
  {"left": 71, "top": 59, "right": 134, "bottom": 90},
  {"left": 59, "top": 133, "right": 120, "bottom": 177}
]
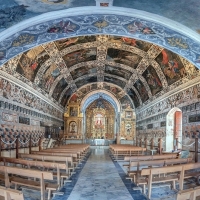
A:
[{"left": 86, "top": 139, "right": 115, "bottom": 146}]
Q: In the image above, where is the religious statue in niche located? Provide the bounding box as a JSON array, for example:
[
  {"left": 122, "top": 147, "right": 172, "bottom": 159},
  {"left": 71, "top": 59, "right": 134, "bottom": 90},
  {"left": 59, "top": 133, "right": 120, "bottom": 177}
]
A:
[
  {"left": 69, "top": 121, "right": 77, "bottom": 133},
  {"left": 70, "top": 107, "right": 78, "bottom": 117},
  {"left": 125, "top": 111, "right": 132, "bottom": 118},
  {"left": 125, "top": 124, "right": 132, "bottom": 135},
  {"left": 94, "top": 113, "right": 104, "bottom": 129}
]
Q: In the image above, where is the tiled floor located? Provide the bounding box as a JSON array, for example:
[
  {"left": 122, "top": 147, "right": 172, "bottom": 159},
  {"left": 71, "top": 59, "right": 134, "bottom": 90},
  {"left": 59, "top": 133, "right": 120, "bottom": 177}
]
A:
[{"left": 53, "top": 147, "right": 147, "bottom": 200}]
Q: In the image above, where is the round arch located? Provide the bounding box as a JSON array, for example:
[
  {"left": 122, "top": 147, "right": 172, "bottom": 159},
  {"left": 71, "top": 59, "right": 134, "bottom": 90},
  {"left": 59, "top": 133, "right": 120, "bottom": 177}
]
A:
[
  {"left": 0, "top": 7, "right": 200, "bottom": 69},
  {"left": 166, "top": 107, "right": 182, "bottom": 151}
]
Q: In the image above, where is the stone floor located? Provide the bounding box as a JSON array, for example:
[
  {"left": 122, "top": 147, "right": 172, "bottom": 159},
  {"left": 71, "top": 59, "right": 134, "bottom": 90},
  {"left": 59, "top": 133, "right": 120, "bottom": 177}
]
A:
[{"left": 21, "top": 147, "right": 200, "bottom": 200}]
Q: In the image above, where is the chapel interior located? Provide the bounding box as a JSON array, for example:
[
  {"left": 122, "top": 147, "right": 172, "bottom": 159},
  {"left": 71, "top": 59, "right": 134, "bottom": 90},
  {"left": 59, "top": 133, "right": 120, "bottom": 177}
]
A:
[{"left": 0, "top": 0, "right": 200, "bottom": 200}]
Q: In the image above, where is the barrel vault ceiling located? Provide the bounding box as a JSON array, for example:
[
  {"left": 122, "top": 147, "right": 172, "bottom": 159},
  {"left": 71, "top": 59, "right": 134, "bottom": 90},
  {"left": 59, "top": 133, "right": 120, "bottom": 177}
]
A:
[{"left": 1, "top": 35, "right": 199, "bottom": 109}]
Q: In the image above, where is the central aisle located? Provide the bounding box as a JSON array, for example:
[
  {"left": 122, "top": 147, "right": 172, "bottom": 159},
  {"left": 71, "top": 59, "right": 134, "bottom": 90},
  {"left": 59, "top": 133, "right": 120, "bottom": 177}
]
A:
[{"left": 67, "top": 148, "right": 134, "bottom": 200}]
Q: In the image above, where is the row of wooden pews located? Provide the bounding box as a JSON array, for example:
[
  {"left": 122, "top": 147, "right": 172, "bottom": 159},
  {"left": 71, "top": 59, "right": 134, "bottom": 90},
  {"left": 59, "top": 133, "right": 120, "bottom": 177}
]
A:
[
  {"left": 122, "top": 153, "right": 200, "bottom": 200},
  {"left": 0, "top": 143, "right": 90, "bottom": 200},
  {"left": 109, "top": 144, "right": 146, "bottom": 160}
]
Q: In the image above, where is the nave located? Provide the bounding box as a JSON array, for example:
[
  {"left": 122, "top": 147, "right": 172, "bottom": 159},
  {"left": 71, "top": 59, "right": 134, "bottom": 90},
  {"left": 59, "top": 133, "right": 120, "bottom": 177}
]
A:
[{"left": 53, "top": 147, "right": 146, "bottom": 200}]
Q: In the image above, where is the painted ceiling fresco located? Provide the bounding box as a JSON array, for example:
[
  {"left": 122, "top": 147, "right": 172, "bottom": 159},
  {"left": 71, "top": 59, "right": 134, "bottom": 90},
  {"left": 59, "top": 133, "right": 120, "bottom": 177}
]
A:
[
  {"left": 0, "top": 0, "right": 199, "bottom": 32},
  {"left": 1, "top": 35, "right": 199, "bottom": 109}
]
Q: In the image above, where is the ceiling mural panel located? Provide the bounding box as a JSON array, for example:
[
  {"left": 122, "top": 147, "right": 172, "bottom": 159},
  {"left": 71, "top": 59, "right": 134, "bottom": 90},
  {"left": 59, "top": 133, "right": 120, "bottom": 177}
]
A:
[
  {"left": 60, "top": 87, "right": 73, "bottom": 107},
  {"left": 107, "top": 48, "right": 142, "bottom": 69},
  {"left": 105, "top": 65, "right": 132, "bottom": 80},
  {"left": 104, "top": 76, "right": 126, "bottom": 88},
  {"left": 108, "top": 36, "right": 152, "bottom": 52},
  {"left": 142, "top": 65, "right": 163, "bottom": 96},
  {"left": 70, "top": 65, "right": 97, "bottom": 80},
  {"left": 52, "top": 77, "right": 68, "bottom": 101},
  {"left": 54, "top": 36, "right": 96, "bottom": 51},
  {"left": 75, "top": 76, "right": 97, "bottom": 88},
  {"left": 38, "top": 64, "right": 60, "bottom": 93},
  {"left": 120, "top": 95, "right": 134, "bottom": 110},
  {"left": 79, "top": 83, "right": 98, "bottom": 96},
  {"left": 127, "top": 88, "right": 140, "bottom": 108},
  {"left": 62, "top": 48, "right": 97, "bottom": 68},
  {"left": 16, "top": 46, "right": 50, "bottom": 82},
  {"left": 155, "top": 49, "right": 187, "bottom": 85},
  {"left": 134, "top": 80, "right": 149, "bottom": 103}
]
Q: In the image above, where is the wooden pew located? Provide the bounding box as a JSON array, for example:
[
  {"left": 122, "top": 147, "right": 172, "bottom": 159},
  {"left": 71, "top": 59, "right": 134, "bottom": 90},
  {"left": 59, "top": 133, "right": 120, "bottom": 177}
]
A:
[
  {"left": 124, "top": 154, "right": 179, "bottom": 170},
  {"left": 0, "top": 165, "right": 58, "bottom": 200},
  {"left": 177, "top": 186, "right": 200, "bottom": 200},
  {"left": 138, "top": 162, "right": 200, "bottom": 199},
  {"left": 31, "top": 151, "right": 81, "bottom": 167},
  {"left": 0, "top": 186, "right": 24, "bottom": 200},
  {"left": 18, "top": 153, "right": 74, "bottom": 178},
  {"left": 128, "top": 158, "right": 192, "bottom": 182},
  {"left": 0, "top": 157, "right": 68, "bottom": 188}
]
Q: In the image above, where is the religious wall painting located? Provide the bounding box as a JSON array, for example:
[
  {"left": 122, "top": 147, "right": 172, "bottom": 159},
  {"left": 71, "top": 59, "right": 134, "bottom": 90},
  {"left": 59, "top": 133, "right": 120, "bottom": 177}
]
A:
[
  {"left": 155, "top": 49, "right": 187, "bottom": 85},
  {"left": 104, "top": 76, "right": 126, "bottom": 88},
  {"left": 69, "top": 121, "right": 77, "bottom": 134},
  {"left": 62, "top": 48, "right": 97, "bottom": 68},
  {"left": 70, "top": 107, "right": 78, "bottom": 117},
  {"left": 39, "top": 64, "right": 60, "bottom": 92},
  {"left": 143, "top": 65, "right": 163, "bottom": 95},
  {"left": 79, "top": 83, "right": 97, "bottom": 95},
  {"left": 127, "top": 88, "right": 140, "bottom": 108},
  {"left": 125, "top": 111, "right": 133, "bottom": 118},
  {"left": 60, "top": 88, "right": 73, "bottom": 107},
  {"left": 70, "top": 66, "right": 97, "bottom": 80},
  {"left": 108, "top": 36, "right": 152, "bottom": 52},
  {"left": 134, "top": 80, "right": 149, "bottom": 103},
  {"left": 75, "top": 76, "right": 97, "bottom": 88},
  {"left": 54, "top": 36, "right": 96, "bottom": 51},
  {"left": 52, "top": 78, "right": 68, "bottom": 100},
  {"left": 120, "top": 95, "right": 133, "bottom": 109},
  {"left": 69, "top": 93, "right": 79, "bottom": 103},
  {"left": 16, "top": 46, "right": 50, "bottom": 82},
  {"left": 105, "top": 65, "right": 132, "bottom": 80},
  {"left": 106, "top": 48, "right": 142, "bottom": 69}
]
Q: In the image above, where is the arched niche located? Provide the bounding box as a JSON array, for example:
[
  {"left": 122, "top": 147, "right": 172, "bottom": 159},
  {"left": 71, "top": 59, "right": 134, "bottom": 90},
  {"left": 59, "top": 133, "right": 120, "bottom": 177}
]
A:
[{"left": 166, "top": 107, "right": 182, "bottom": 151}]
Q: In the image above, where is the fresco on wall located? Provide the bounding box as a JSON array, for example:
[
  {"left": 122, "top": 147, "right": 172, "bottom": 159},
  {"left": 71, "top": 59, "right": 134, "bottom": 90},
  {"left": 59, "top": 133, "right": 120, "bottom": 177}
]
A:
[
  {"left": 120, "top": 95, "right": 133, "bottom": 109},
  {"left": 75, "top": 76, "right": 97, "bottom": 88},
  {"left": 108, "top": 36, "right": 152, "bottom": 52},
  {"left": 155, "top": 49, "right": 187, "bottom": 85},
  {"left": 103, "top": 83, "right": 124, "bottom": 99},
  {"left": 134, "top": 80, "right": 149, "bottom": 103},
  {"left": 52, "top": 78, "right": 68, "bottom": 100},
  {"left": 55, "top": 36, "right": 96, "bottom": 51},
  {"left": 60, "top": 87, "right": 73, "bottom": 107},
  {"left": 69, "top": 93, "right": 79, "bottom": 103},
  {"left": 0, "top": 77, "right": 62, "bottom": 118},
  {"left": 62, "top": 48, "right": 97, "bottom": 68},
  {"left": 106, "top": 48, "right": 142, "bottom": 69},
  {"left": 70, "top": 66, "right": 97, "bottom": 80},
  {"left": 16, "top": 46, "right": 50, "bottom": 82},
  {"left": 39, "top": 64, "right": 60, "bottom": 92},
  {"left": 127, "top": 88, "right": 140, "bottom": 108},
  {"left": 105, "top": 65, "right": 132, "bottom": 80},
  {"left": 104, "top": 76, "right": 126, "bottom": 88},
  {"left": 79, "top": 83, "right": 97, "bottom": 95},
  {"left": 143, "top": 65, "right": 163, "bottom": 95}
]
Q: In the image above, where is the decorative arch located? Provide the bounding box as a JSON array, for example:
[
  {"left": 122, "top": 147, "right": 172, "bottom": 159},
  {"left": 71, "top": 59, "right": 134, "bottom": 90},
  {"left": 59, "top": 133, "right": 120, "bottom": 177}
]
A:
[
  {"left": 80, "top": 90, "right": 122, "bottom": 113},
  {"left": 0, "top": 7, "right": 200, "bottom": 69},
  {"left": 166, "top": 107, "right": 182, "bottom": 151}
]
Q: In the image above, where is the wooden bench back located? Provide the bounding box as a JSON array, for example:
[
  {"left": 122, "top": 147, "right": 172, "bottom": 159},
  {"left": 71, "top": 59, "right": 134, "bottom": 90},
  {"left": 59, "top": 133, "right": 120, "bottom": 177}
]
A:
[
  {"left": 0, "top": 166, "right": 53, "bottom": 180},
  {"left": 31, "top": 151, "right": 78, "bottom": 157},
  {"left": 0, "top": 157, "right": 67, "bottom": 170},
  {"left": 141, "top": 165, "right": 183, "bottom": 176},
  {"left": 0, "top": 186, "right": 24, "bottom": 200},
  {"left": 177, "top": 186, "right": 200, "bottom": 200},
  {"left": 130, "top": 158, "right": 192, "bottom": 168},
  {"left": 18, "top": 153, "right": 73, "bottom": 162},
  {"left": 124, "top": 154, "right": 178, "bottom": 161}
]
